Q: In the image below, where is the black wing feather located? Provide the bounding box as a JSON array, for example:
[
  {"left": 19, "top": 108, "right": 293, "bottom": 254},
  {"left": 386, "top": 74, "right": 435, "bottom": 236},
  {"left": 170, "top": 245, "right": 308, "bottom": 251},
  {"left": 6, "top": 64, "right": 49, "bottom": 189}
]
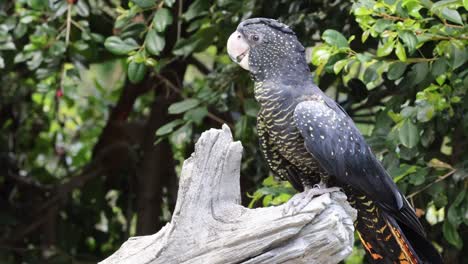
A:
[{"left": 293, "top": 99, "right": 425, "bottom": 236}]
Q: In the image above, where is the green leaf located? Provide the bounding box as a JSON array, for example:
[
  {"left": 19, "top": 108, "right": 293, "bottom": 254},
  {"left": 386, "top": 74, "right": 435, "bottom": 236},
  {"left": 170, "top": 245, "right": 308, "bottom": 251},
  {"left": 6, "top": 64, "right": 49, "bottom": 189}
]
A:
[
  {"left": 28, "top": 0, "right": 47, "bottom": 9},
  {"left": 402, "top": 0, "right": 423, "bottom": 18},
  {"left": 447, "top": 190, "right": 466, "bottom": 226},
  {"left": 26, "top": 51, "right": 43, "bottom": 70},
  {"left": 75, "top": 0, "right": 90, "bottom": 17},
  {"left": 377, "top": 39, "right": 394, "bottom": 57},
  {"left": 431, "top": 58, "right": 448, "bottom": 76},
  {"left": 183, "top": 106, "right": 208, "bottom": 125},
  {"left": 127, "top": 61, "right": 147, "bottom": 83},
  {"left": 412, "top": 62, "right": 429, "bottom": 84},
  {"left": 104, "top": 36, "right": 139, "bottom": 55},
  {"left": 153, "top": 8, "right": 173, "bottom": 32},
  {"left": 395, "top": 41, "right": 407, "bottom": 61},
  {"left": 363, "top": 66, "right": 378, "bottom": 83},
  {"left": 168, "top": 99, "right": 200, "bottom": 114},
  {"left": 145, "top": 29, "right": 165, "bottom": 55},
  {"left": 464, "top": 0, "right": 468, "bottom": 10},
  {"left": 333, "top": 59, "right": 348, "bottom": 74},
  {"left": 426, "top": 203, "right": 445, "bottom": 225},
  {"left": 164, "top": 0, "right": 176, "bottom": 7},
  {"left": 14, "top": 23, "right": 27, "bottom": 38},
  {"left": 447, "top": 42, "right": 467, "bottom": 69},
  {"left": 354, "top": 6, "right": 373, "bottom": 15},
  {"left": 408, "top": 167, "right": 428, "bottom": 185},
  {"left": 388, "top": 62, "right": 407, "bottom": 80},
  {"left": 156, "top": 119, "right": 184, "bottom": 136},
  {"left": 393, "top": 164, "right": 418, "bottom": 182},
  {"left": 441, "top": 7, "right": 463, "bottom": 25},
  {"left": 270, "top": 193, "right": 292, "bottom": 205},
  {"left": 443, "top": 221, "right": 463, "bottom": 250},
  {"left": 192, "top": 26, "right": 217, "bottom": 53},
  {"left": 0, "top": 42, "right": 16, "bottom": 50},
  {"left": 262, "top": 195, "right": 273, "bottom": 207},
  {"left": 373, "top": 19, "right": 393, "bottom": 33},
  {"left": 398, "top": 120, "right": 419, "bottom": 148},
  {"left": 172, "top": 26, "right": 217, "bottom": 56},
  {"left": 184, "top": 0, "right": 210, "bottom": 21},
  {"left": 311, "top": 45, "right": 331, "bottom": 65},
  {"left": 421, "top": 127, "right": 435, "bottom": 147},
  {"left": 173, "top": 38, "right": 196, "bottom": 56},
  {"left": 20, "top": 15, "right": 36, "bottom": 24},
  {"left": 121, "top": 23, "right": 146, "bottom": 39},
  {"left": 132, "top": 0, "right": 155, "bottom": 8},
  {"left": 399, "top": 31, "right": 418, "bottom": 53},
  {"left": 322, "top": 29, "right": 348, "bottom": 49},
  {"left": 416, "top": 104, "right": 435, "bottom": 122},
  {"left": 170, "top": 123, "right": 193, "bottom": 145},
  {"left": 362, "top": 30, "right": 370, "bottom": 43}
]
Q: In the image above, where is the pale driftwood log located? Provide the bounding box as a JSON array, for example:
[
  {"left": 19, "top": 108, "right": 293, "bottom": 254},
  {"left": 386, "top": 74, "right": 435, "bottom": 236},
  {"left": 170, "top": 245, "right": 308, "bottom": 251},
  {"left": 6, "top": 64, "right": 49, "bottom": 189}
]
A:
[{"left": 100, "top": 125, "right": 357, "bottom": 264}]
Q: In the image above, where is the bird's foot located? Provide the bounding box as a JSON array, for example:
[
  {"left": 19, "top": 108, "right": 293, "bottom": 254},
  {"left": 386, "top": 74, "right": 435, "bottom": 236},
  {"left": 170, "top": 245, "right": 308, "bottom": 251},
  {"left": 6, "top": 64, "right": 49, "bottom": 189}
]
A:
[{"left": 282, "top": 186, "right": 341, "bottom": 216}]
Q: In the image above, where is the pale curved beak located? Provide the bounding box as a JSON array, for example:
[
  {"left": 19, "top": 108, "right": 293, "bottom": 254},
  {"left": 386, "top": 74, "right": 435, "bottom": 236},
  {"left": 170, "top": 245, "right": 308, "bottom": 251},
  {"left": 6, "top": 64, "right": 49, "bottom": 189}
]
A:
[{"left": 227, "top": 31, "right": 250, "bottom": 71}]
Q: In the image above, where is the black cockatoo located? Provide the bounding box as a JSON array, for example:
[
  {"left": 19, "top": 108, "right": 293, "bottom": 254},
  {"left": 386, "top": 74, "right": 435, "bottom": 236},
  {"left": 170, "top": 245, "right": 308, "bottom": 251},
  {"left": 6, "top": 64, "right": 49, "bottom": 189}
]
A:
[{"left": 227, "top": 18, "right": 442, "bottom": 264}]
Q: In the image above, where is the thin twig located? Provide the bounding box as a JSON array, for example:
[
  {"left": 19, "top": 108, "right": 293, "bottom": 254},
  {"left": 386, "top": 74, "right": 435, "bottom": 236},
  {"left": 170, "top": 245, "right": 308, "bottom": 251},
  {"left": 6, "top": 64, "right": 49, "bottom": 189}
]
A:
[
  {"left": 406, "top": 169, "right": 456, "bottom": 199},
  {"left": 70, "top": 19, "right": 85, "bottom": 32},
  {"left": 442, "top": 21, "right": 464, "bottom": 29},
  {"left": 377, "top": 13, "right": 405, "bottom": 21},
  {"left": 65, "top": 3, "right": 72, "bottom": 46},
  {"left": 177, "top": 0, "right": 182, "bottom": 42}
]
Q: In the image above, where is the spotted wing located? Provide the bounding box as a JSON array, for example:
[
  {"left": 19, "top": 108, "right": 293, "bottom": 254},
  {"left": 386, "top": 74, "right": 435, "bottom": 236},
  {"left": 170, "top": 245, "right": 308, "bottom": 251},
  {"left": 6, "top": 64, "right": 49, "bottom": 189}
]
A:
[{"left": 293, "top": 99, "right": 425, "bottom": 234}]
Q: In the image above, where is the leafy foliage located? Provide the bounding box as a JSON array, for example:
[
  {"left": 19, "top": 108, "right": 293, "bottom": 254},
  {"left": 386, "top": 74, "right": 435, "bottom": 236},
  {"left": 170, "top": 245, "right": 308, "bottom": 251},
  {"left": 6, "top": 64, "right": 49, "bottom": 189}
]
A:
[
  {"left": 0, "top": 0, "right": 466, "bottom": 263},
  {"left": 310, "top": 0, "right": 468, "bottom": 254}
]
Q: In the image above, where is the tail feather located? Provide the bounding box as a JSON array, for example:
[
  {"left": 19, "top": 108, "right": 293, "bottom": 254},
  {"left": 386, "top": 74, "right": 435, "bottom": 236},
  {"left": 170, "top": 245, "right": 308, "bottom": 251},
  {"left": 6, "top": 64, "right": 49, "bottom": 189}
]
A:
[
  {"left": 384, "top": 212, "right": 443, "bottom": 264},
  {"left": 382, "top": 212, "right": 421, "bottom": 264},
  {"left": 358, "top": 211, "right": 443, "bottom": 264},
  {"left": 354, "top": 202, "right": 443, "bottom": 263}
]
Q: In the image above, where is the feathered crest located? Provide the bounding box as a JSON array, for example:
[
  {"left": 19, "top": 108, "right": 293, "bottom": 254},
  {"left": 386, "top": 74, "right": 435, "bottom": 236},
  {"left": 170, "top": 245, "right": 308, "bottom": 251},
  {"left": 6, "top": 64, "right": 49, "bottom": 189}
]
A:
[{"left": 238, "top": 18, "right": 295, "bottom": 35}]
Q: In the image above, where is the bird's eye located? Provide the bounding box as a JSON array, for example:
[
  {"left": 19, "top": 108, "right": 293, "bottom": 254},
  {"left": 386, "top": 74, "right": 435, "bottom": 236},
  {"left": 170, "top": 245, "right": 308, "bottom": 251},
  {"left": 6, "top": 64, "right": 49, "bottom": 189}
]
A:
[{"left": 252, "top": 35, "right": 260, "bottom": 42}]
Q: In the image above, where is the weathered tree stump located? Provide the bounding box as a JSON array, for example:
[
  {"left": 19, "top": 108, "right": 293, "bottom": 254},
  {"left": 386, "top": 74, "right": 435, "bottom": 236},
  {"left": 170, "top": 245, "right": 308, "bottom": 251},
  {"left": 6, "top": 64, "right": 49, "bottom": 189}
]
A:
[{"left": 100, "top": 125, "right": 357, "bottom": 264}]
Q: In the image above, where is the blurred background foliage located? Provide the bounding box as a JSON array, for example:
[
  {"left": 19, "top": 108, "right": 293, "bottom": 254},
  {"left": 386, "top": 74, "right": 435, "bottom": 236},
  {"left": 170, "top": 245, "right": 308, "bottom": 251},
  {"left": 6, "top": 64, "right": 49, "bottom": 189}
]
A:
[{"left": 0, "top": 0, "right": 466, "bottom": 263}]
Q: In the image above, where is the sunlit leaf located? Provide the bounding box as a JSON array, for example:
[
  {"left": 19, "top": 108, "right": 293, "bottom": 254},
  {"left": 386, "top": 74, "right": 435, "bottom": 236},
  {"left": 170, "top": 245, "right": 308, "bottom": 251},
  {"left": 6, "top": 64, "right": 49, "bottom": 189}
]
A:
[
  {"left": 322, "top": 29, "right": 348, "bottom": 49},
  {"left": 440, "top": 7, "right": 463, "bottom": 25},
  {"left": 398, "top": 119, "right": 419, "bottom": 148},
  {"left": 395, "top": 41, "right": 407, "bottom": 61},
  {"left": 399, "top": 31, "right": 418, "bottom": 53},
  {"left": 377, "top": 39, "right": 394, "bottom": 57},
  {"left": 333, "top": 59, "right": 348, "bottom": 74}
]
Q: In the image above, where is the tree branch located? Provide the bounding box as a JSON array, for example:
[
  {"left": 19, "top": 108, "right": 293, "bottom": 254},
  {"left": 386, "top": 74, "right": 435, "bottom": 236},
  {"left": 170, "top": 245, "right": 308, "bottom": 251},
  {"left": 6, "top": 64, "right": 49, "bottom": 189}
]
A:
[{"left": 100, "top": 126, "right": 356, "bottom": 264}]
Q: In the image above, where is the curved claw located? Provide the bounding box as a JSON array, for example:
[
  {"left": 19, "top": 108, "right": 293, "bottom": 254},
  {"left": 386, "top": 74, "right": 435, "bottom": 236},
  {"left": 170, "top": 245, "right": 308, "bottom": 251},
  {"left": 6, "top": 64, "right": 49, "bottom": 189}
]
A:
[{"left": 282, "top": 186, "right": 341, "bottom": 216}]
